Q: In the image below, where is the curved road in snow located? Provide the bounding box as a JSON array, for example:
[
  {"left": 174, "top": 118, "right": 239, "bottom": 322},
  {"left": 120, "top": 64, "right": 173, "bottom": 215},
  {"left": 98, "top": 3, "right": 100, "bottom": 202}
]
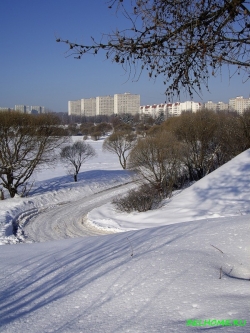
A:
[{"left": 23, "top": 183, "right": 134, "bottom": 243}]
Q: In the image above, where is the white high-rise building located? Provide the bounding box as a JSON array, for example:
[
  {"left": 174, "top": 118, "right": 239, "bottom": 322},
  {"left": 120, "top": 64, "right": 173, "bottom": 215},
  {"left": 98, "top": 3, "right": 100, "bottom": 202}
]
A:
[
  {"left": 0, "top": 107, "right": 11, "bottom": 112},
  {"left": 205, "top": 101, "right": 228, "bottom": 112},
  {"left": 96, "top": 95, "right": 114, "bottom": 116},
  {"left": 204, "top": 101, "right": 217, "bottom": 111},
  {"left": 114, "top": 93, "right": 140, "bottom": 115},
  {"left": 30, "top": 106, "right": 45, "bottom": 114},
  {"left": 68, "top": 100, "right": 81, "bottom": 116},
  {"left": 68, "top": 93, "right": 140, "bottom": 117},
  {"left": 15, "top": 105, "right": 29, "bottom": 113},
  {"left": 229, "top": 96, "right": 250, "bottom": 114},
  {"left": 217, "top": 101, "right": 228, "bottom": 112},
  {"left": 81, "top": 98, "right": 96, "bottom": 117},
  {"left": 15, "top": 105, "right": 45, "bottom": 114}
]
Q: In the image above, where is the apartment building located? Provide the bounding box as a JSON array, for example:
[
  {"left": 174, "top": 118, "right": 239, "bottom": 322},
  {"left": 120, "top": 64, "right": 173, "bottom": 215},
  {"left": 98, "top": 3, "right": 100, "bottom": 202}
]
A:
[
  {"left": 229, "top": 96, "right": 250, "bottom": 114},
  {"left": 140, "top": 101, "right": 201, "bottom": 118},
  {"left": 68, "top": 93, "right": 140, "bottom": 116},
  {"left": 14, "top": 105, "right": 45, "bottom": 114},
  {"left": 81, "top": 98, "right": 96, "bottom": 117},
  {"left": 96, "top": 95, "right": 114, "bottom": 116},
  {"left": 140, "top": 104, "right": 168, "bottom": 118},
  {"left": 30, "top": 106, "right": 45, "bottom": 114},
  {"left": 15, "top": 105, "right": 29, "bottom": 113},
  {"left": 68, "top": 100, "right": 81, "bottom": 116},
  {"left": 114, "top": 93, "right": 140, "bottom": 115},
  {"left": 204, "top": 101, "right": 217, "bottom": 111},
  {"left": 0, "top": 107, "right": 11, "bottom": 112},
  {"left": 204, "top": 101, "right": 228, "bottom": 112}
]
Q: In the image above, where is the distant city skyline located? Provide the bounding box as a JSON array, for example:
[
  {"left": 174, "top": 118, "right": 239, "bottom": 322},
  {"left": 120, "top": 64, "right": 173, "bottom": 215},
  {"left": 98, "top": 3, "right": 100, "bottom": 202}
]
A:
[{"left": 0, "top": 1, "right": 249, "bottom": 113}]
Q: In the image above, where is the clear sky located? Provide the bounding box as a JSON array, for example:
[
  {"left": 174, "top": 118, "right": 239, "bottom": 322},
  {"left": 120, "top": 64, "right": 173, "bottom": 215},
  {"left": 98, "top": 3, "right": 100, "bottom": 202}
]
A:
[{"left": 0, "top": 0, "right": 249, "bottom": 113}]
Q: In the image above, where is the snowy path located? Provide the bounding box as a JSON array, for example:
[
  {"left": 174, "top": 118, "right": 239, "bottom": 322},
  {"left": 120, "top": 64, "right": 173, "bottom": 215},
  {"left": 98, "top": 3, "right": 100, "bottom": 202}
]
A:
[{"left": 23, "top": 183, "right": 134, "bottom": 242}]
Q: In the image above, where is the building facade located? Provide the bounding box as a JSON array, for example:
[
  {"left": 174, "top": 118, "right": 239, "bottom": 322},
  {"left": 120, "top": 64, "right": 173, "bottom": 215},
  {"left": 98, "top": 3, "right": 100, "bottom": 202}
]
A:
[
  {"left": 140, "top": 101, "right": 202, "bottom": 118},
  {"left": 68, "top": 93, "right": 140, "bottom": 117},
  {"left": 114, "top": 93, "right": 140, "bottom": 115},
  {"left": 14, "top": 105, "right": 45, "bottom": 114},
  {"left": 68, "top": 100, "right": 81, "bottom": 116},
  {"left": 0, "top": 107, "right": 11, "bottom": 112},
  {"left": 229, "top": 96, "right": 250, "bottom": 114},
  {"left": 81, "top": 98, "right": 96, "bottom": 117},
  {"left": 96, "top": 95, "right": 114, "bottom": 116},
  {"left": 15, "top": 105, "right": 29, "bottom": 113},
  {"left": 204, "top": 101, "right": 228, "bottom": 112},
  {"left": 30, "top": 106, "right": 45, "bottom": 114}
]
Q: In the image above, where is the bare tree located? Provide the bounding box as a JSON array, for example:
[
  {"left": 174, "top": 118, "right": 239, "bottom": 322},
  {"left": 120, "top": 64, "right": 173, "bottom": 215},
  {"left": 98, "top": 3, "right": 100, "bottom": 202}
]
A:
[
  {"left": 103, "top": 131, "right": 137, "bottom": 169},
  {"left": 60, "top": 141, "right": 96, "bottom": 182},
  {"left": 57, "top": 0, "right": 250, "bottom": 97},
  {"left": 0, "top": 111, "right": 66, "bottom": 198},
  {"left": 128, "top": 132, "right": 183, "bottom": 197},
  {"left": 171, "top": 110, "right": 219, "bottom": 180}
]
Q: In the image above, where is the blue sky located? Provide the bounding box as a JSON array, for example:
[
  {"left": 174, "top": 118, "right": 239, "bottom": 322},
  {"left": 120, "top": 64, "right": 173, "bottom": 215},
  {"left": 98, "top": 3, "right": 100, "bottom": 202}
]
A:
[{"left": 0, "top": 0, "right": 249, "bottom": 113}]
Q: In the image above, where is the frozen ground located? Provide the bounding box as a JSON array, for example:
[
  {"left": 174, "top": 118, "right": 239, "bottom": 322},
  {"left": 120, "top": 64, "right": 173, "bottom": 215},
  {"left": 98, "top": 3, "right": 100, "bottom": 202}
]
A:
[{"left": 0, "top": 139, "right": 249, "bottom": 332}]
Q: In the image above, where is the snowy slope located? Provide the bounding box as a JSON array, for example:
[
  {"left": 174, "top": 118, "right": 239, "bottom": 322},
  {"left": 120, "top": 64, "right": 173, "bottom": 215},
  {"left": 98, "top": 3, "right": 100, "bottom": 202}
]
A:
[
  {"left": 0, "top": 138, "right": 132, "bottom": 245},
  {"left": 88, "top": 149, "right": 250, "bottom": 231},
  {"left": 0, "top": 142, "right": 249, "bottom": 332},
  {"left": 0, "top": 215, "right": 249, "bottom": 332}
]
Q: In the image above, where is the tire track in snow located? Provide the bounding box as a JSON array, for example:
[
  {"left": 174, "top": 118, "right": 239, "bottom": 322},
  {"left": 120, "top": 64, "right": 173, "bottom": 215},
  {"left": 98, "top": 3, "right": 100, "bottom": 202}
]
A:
[{"left": 23, "top": 183, "right": 135, "bottom": 242}]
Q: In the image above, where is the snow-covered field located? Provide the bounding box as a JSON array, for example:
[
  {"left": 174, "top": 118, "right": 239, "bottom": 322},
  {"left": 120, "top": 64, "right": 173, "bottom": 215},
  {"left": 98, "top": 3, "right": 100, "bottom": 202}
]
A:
[{"left": 0, "top": 138, "right": 249, "bottom": 332}]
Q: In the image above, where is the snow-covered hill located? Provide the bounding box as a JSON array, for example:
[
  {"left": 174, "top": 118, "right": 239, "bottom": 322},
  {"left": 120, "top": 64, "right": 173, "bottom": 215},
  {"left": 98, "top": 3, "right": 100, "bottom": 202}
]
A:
[
  {"left": 88, "top": 149, "right": 250, "bottom": 230},
  {"left": 0, "top": 140, "right": 249, "bottom": 332}
]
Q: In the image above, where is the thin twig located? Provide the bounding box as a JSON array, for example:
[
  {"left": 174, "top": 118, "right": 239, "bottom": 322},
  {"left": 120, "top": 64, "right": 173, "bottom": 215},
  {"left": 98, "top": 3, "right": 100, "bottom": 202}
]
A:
[
  {"left": 126, "top": 237, "right": 134, "bottom": 257},
  {"left": 219, "top": 266, "right": 222, "bottom": 279},
  {"left": 210, "top": 244, "right": 224, "bottom": 254}
]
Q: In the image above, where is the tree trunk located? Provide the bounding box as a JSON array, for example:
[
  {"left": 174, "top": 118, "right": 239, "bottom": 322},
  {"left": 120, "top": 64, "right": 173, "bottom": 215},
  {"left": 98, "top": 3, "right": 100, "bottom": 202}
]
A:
[
  {"left": 0, "top": 189, "right": 4, "bottom": 200},
  {"left": 9, "top": 187, "right": 17, "bottom": 198},
  {"left": 74, "top": 174, "right": 78, "bottom": 182}
]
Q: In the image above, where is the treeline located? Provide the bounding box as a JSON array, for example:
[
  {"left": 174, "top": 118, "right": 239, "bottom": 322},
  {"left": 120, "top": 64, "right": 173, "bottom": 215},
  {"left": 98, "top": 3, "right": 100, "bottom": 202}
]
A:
[{"left": 110, "top": 110, "right": 250, "bottom": 212}]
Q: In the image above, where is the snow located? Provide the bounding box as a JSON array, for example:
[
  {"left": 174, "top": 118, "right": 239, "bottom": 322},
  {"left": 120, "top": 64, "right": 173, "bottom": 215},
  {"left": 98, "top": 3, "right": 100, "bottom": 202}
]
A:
[
  {"left": 0, "top": 139, "right": 249, "bottom": 332},
  {"left": 88, "top": 149, "right": 250, "bottom": 230}
]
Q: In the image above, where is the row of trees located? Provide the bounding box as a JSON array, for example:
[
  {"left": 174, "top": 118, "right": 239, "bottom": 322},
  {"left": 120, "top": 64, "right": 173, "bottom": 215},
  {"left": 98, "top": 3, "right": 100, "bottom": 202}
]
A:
[
  {"left": 104, "top": 110, "right": 250, "bottom": 211},
  {"left": 0, "top": 110, "right": 144, "bottom": 197},
  {"left": 0, "top": 111, "right": 101, "bottom": 197},
  {"left": 1, "top": 109, "right": 250, "bottom": 202}
]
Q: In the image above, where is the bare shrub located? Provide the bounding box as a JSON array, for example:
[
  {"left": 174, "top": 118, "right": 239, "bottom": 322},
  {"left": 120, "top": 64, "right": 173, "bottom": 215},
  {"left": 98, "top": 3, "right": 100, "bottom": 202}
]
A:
[{"left": 113, "top": 184, "right": 160, "bottom": 213}]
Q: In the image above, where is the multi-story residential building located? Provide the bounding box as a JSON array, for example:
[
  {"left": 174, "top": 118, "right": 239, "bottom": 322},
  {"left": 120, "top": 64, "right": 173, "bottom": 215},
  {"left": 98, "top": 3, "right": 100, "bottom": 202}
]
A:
[
  {"left": 140, "top": 104, "right": 169, "bottom": 118},
  {"left": 30, "top": 106, "right": 45, "bottom": 114},
  {"left": 14, "top": 105, "right": 45, "bottom": 114},
  {"left": 140, "top": 101, "right": 201, "bottom": 118},
  {"left": 0, "top": 107, "right": 11, "bottom": 112},
  {"left": 68, "top": 93, "right": 140, "bottom": 116},
  {"left": 114, "top": 93, "right": 140, "bottom": 115},
  {"left": 96, "top": 95, "right": 114, "bottom": 116},
  {"left": 205, "top": 101, "right": 228, "bottom": 112},
  {"left": 229, "top": 96, "right": 250, "bottom": 114},
  {"left": 204, "top": 101, "right": 217, "bottom": 111},
  {"left": 15, "top": 105, "right": 29, "bottom": 113},
  {"left": 216, "top": 101, "right": 229, "bottom": 112},
  {"left": 68, "top": 100, "right": 81, "bottom": 116},
  {"left": 81, "top": 98, "right": 96, "bottom": 117}
]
